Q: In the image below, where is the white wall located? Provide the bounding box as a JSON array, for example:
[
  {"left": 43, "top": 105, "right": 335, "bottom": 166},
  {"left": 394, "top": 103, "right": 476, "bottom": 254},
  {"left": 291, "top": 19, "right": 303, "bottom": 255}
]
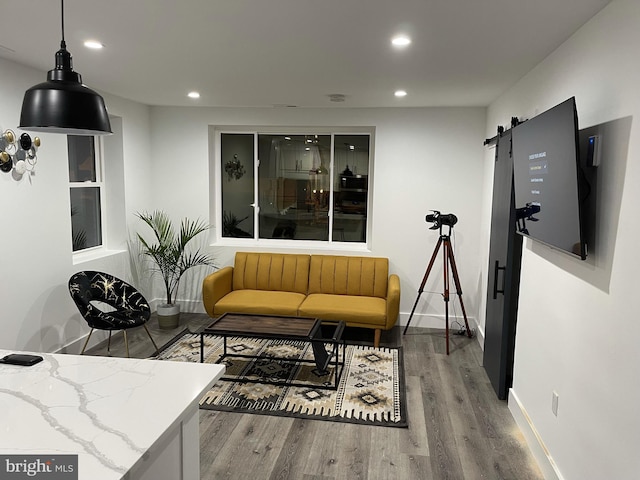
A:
[
  {"left": 0, "top": 57, "right": 152, "bottom": 353},
  {"left": 10, "top": 5, "right": 636, "bottom": 474},
  {"left": 0, "top": 56, "right": 487, "bottom": 352},
  {"left": 149, "top": 106, "right": 488, "bottom": 327},
  {"left": 0, "top": 54, "right": 487, "bottom": 352},
  {"left": 482, "top": 0, "right": 640, "bottom": 478}
]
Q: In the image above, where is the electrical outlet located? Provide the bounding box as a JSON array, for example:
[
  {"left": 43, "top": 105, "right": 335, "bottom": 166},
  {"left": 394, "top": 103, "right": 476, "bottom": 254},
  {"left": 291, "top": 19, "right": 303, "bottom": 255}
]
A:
[{"left": 552, "top": 391, "right": 559, "bottom": 417}]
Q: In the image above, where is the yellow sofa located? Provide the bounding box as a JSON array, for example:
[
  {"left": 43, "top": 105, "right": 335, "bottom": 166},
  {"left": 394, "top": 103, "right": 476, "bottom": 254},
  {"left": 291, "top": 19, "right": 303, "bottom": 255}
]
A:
[{"left": 202, "top": 252, "right": 400, "bottom": 347}]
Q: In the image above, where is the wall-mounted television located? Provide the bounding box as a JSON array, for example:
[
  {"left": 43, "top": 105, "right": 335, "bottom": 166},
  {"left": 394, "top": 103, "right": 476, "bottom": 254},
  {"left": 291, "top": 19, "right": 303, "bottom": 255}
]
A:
[{"left": 512, "top": 97, "right": 587, "bottom": 260}]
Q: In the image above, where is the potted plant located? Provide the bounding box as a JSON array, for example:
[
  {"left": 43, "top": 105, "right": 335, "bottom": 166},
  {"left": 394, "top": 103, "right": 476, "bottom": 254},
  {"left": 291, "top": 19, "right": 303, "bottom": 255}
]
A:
[{"left": 135, "top": 210, "right": 215, "bottom": 329}]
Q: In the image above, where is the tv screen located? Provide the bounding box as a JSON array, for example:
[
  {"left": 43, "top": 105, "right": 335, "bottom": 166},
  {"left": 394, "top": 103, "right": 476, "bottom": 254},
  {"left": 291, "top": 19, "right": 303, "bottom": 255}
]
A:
[{"left": 512, "top": 97, "right": 586, "bottom": 260}]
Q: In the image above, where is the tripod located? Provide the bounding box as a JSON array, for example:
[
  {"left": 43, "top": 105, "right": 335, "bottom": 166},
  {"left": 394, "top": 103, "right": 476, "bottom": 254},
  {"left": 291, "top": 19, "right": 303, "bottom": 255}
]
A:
[{"left": 403, "top": 224, "right": 472, "bottom": 354}]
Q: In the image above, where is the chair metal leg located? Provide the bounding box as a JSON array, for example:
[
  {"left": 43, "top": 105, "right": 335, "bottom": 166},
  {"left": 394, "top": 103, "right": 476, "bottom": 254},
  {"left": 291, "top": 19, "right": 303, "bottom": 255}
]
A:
[
  {"left": 80, "top": 328, "right": 94, "bottom": 355},
  {"left": 143, "top": 324, "right": 160, "bottom": 356},
  {"left": 107, "top": 331, "right": 112, "bottom": 352},
  {"left": 123, "top": 330, "right": 130, "bottom": 358}
]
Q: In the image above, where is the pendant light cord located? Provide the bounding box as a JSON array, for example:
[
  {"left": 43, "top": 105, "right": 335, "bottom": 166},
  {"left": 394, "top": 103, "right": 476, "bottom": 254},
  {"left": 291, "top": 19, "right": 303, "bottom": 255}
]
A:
[
  {"left": 60, "top": 0, "right": 65, "bottom": 46},
  {"left": 54, "top": 0, "right": 72, "bottom": 71}
]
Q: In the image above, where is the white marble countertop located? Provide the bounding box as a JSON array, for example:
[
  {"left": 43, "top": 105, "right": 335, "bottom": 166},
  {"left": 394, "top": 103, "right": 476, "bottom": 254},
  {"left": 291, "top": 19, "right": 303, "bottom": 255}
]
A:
[{"left": 0, "top": 350, "right": 224, "bottom": 479}]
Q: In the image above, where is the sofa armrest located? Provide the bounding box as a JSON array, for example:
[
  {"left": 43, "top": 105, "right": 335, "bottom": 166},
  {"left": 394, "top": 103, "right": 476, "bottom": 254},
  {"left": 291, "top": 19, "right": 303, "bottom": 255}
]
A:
[
  {"left": 202, "top": 266, "right": 233, "bottom": 317},
  {"left": 385, "top": 274, "right": 401, "bottom": 329}
]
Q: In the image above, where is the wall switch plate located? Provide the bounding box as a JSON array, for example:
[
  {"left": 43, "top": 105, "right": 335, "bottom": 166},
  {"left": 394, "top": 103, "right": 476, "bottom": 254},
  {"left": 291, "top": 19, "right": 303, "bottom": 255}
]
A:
[{"left": 552, "top": 391, "right": 559, "bottom": 416}]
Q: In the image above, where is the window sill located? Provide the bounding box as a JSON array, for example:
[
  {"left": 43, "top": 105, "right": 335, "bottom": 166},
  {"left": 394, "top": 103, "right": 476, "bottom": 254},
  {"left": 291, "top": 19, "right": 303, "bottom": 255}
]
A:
[
  {"left": 72, "top": 248, "right": 127, "bottom": 266},
  {"left": 212, "top": 238, "right": 371, "bottom": 253}
]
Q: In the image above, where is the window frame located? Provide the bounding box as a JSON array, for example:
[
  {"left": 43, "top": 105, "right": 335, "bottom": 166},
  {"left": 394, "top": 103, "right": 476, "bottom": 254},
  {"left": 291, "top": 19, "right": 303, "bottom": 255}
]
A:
[
  {"left": 68, "top": 136, "right": 106, "bottom": 254},
  {"left": 214, "top": 126, "right": 373, "bottom": 250}
]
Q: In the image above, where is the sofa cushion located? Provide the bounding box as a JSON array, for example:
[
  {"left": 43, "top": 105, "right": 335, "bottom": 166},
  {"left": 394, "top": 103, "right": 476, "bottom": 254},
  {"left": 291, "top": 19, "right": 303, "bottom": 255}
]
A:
[
  {"left": 233, "top": 252, "right": 310, "bottom": 294},
  {"left": 299, "top": 293, "right": 387, "bottom": 327},
  {"left": 308, "top": 255, "right": 388, "bottom": 299},
  {"left": 213, "top": 289, "right": 306, "bottom": 317}
]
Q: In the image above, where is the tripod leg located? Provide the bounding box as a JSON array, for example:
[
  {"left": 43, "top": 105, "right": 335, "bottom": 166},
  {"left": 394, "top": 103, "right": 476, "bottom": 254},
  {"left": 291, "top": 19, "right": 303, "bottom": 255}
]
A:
[
  {"left": 445, "top": 239, "right": 472, "bottom": 338},
  {"left": 445, "top": 294, "right": 450, "bottom": 355},
  {"left": 443, "top": 238, "right": 450, "bottom": 355},
  {"left": 403, "top": 291, "right": 424, "bottom": 335},
  {"left": 403, "top": 237, "right": 443, "bottom": 335}
]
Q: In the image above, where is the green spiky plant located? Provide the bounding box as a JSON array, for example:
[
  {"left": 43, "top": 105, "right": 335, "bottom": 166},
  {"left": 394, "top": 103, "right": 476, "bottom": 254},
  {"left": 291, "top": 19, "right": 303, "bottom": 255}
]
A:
[{"left": 135, "top": 211, "right": 215, "bottom": 306}]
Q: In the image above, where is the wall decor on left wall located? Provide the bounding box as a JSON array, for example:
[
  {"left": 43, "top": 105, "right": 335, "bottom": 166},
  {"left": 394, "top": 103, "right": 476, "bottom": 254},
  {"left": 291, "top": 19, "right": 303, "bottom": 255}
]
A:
[{"left": 0, "top": 129, "right": 41, "bottom": 181}]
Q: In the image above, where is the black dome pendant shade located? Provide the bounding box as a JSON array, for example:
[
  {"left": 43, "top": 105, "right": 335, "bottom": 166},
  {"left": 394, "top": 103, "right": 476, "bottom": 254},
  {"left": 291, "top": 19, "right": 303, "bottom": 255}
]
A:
[{"left": 19, "top": 0, "right": 111, "bottom": 136}]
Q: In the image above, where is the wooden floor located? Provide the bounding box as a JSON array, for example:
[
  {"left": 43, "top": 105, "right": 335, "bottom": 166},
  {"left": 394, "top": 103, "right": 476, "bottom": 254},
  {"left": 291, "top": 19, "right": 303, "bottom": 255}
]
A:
[{"left": 86, "top": 314, "right": 543, "bottom": 480}]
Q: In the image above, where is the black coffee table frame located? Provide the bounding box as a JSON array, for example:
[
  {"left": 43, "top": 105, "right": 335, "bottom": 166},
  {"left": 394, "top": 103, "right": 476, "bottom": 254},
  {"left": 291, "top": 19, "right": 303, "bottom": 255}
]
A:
[{"left": 199, "top": 313, "right": 346, "bottom": 390}]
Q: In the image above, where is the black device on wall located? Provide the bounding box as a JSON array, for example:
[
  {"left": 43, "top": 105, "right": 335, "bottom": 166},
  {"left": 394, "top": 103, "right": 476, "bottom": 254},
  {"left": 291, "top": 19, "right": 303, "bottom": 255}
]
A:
[{"left": 511, "top": 97, "right": 587, "bottom": 260}]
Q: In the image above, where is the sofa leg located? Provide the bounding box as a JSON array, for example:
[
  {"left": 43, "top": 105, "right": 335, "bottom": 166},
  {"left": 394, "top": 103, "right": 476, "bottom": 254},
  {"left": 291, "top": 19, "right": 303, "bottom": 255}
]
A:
[{"left": 374, "top": 329, "right": 381, "bottom": 348}]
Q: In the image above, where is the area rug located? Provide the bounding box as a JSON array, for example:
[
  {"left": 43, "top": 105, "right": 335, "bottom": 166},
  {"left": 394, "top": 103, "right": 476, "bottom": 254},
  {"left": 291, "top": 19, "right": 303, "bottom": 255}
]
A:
[{"left": 154, "top": 332, "right": 407, "bottom": 427}]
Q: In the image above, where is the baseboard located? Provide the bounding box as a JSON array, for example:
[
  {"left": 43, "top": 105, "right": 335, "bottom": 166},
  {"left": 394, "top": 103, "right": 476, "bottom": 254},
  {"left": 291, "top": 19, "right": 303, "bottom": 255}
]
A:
[
  {"left": 474, "top": 321, "right": 485, "bottom": 351},
  {"left": 397, "top": 312, "right": 472, "bottom": 329},
  {"left": 508, "top": 389, "right": 564, "bottom": 480},
  {"left": 148, "top": 298, "right": 206, "bottom": 314},
  {"left": 398, "top": 312, "right": 483, "bottom": 347},
  {"left": 55, "top": 329, "right": 111, "bottom": 355}
]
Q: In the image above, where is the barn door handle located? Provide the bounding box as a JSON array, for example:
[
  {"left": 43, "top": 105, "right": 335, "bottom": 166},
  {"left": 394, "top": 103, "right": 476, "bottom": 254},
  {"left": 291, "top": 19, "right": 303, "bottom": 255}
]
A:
[{"left": 493, "top": 260, "right": 506, "bottom": 299}]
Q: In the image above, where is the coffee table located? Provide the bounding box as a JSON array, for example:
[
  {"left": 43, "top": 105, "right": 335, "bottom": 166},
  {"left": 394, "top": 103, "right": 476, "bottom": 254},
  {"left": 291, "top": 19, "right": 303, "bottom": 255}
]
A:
[{"left": 198, "top": 313, "right": 345, "bottom": 390}]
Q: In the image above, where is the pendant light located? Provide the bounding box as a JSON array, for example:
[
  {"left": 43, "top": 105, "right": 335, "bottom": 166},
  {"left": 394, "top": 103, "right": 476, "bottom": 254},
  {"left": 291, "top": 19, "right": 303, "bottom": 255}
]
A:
[{"left": 19, "top": 0, "right": 111, "bottom": 136}]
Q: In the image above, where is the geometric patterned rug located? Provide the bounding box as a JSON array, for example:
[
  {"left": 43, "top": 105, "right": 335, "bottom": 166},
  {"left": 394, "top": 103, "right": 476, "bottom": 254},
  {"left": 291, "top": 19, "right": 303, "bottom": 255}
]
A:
[{"left": 154, "top": 332, "right": 408, "bottom": 427}]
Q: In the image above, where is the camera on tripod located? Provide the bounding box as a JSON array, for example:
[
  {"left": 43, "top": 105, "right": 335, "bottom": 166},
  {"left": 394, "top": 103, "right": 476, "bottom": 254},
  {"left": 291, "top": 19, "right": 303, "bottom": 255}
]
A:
[
  {"left": 405, "top": 209, "right": 472, "bottom": 353},
  {"left": 425, "top": 210, "right": 458, "bottom": 230}
]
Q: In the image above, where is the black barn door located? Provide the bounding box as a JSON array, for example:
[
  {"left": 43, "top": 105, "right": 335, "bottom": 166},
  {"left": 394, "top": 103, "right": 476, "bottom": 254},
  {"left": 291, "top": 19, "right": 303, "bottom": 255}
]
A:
[{"left": 483, "top": 130, "right": 522, "bottom": 400}]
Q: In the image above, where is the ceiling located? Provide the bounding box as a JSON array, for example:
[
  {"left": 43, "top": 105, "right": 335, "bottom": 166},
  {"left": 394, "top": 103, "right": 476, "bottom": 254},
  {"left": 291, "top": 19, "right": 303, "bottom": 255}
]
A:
[{"left": 0, "top": 0, "right": 611, "bottom": 109}]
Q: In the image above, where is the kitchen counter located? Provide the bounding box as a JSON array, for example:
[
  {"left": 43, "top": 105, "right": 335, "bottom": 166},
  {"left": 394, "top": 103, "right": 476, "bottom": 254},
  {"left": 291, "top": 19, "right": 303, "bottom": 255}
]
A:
[{"left": 0, "top": 350, "right": 224, "bottom": 479}]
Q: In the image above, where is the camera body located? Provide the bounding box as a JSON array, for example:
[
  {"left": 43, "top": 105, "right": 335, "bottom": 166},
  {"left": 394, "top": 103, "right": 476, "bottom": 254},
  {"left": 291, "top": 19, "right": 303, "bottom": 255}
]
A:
[{"left": 425, "top": 210, "right": 458, "bottom": 230}]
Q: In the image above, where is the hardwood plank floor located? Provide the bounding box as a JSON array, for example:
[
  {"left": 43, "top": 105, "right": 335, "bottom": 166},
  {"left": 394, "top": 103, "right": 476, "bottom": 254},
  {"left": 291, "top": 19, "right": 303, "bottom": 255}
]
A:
[{"left": 85, "top": 314, "right": 543, "bottom": 479}]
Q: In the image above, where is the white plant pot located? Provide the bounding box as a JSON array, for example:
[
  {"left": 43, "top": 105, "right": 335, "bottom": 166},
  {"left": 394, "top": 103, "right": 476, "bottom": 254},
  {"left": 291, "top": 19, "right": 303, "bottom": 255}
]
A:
[{"left": 157, "top": 303, "right": 180, "bottom": 330}]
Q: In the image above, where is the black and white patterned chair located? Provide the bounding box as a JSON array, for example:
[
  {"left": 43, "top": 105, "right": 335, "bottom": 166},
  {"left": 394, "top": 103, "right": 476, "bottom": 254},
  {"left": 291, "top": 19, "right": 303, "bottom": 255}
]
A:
[{"left": 69, "top": 271, "right": 159, "bottom": 357}]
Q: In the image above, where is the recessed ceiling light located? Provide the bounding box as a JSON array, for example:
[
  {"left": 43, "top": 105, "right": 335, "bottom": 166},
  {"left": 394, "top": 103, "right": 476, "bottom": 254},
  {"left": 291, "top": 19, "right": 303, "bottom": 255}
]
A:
[
  {"left": 187, "top": 91, "right": 200, "bottom": 99},
  {"left": 391, "top": 35, "right": 411, "bottom": 47},
  {"left": 394, "top": 90, "right": 408, "bottom": 97},
  {"left": 84, "top": 40, "right": 104, "bottom": 49}
]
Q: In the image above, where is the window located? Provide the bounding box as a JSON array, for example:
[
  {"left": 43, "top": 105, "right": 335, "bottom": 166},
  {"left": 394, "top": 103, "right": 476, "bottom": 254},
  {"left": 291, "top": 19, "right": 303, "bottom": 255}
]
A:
[
  {"left": 219, "top": 130, "right": 371, "bottom": 244},
  {"left": 68, "top": 136, "right": 103, "bottom": 252}
]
